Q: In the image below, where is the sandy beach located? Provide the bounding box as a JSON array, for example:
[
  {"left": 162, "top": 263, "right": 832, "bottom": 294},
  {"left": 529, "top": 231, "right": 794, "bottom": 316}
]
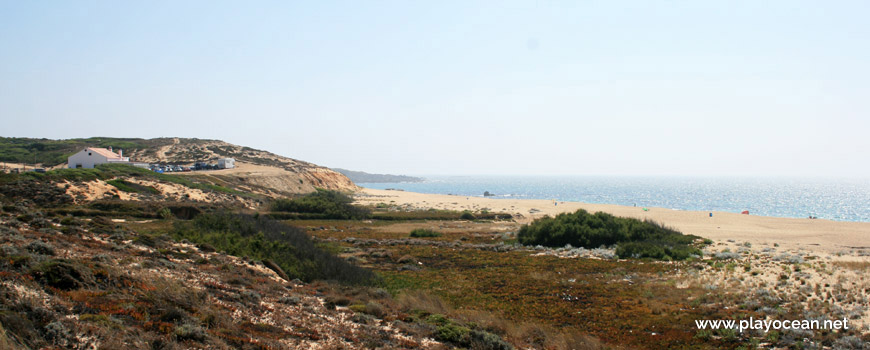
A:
[{"left": 357, "top": 188, "right": 870, "bottom": 257}]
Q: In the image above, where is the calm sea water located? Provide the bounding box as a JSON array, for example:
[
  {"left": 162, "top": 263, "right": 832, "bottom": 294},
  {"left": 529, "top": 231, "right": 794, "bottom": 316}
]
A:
[{"left": 360, "top": 176, "right": 870, "bottom": 222}]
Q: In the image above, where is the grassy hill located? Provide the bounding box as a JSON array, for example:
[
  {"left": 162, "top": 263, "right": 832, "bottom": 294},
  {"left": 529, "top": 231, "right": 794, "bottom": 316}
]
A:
[
  {"left": 0, "top": 136, "right": 319, "bottom": 169},
  {"left": 0, "top": 137, "right": 151, "bottom": 167}
]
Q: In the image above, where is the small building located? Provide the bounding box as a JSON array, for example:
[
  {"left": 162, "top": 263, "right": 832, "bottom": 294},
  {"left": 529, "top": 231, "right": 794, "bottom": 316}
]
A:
[
  {"left": 218, "top": 158, "right": 235, "bottom": 169},
  {"left": 67, "top": 147, "right": 130, "bottom": 169}
]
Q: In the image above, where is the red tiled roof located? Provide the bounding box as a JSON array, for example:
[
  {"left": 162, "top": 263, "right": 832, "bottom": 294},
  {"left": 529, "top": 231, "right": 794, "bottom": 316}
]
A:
[{"left": 86, "top": 148, "right": 123, "bottom": 159}]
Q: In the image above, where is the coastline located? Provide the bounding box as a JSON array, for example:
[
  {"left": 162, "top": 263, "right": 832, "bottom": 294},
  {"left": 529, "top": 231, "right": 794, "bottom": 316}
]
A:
[{"left": 357, "top": 188, "right": 870, "bottom": 257}]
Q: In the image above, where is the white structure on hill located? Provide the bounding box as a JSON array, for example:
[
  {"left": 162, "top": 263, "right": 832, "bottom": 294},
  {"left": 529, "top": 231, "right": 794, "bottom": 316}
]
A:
[
  {"left": 67, "top": 147, "right": 130, "bottom": 169},
  {"left": 218, "top": 158, "right": 235, "bottom": 169}
]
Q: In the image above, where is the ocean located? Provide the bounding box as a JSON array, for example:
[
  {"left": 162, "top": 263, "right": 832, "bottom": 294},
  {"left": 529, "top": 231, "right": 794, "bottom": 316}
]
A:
[{"left": 359, "top": 176, "right": 870, "bottom": 222}]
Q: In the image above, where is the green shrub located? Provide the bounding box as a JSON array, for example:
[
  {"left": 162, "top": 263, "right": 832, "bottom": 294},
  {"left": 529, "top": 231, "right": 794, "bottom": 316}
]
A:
[
  {"left": 158, "top": 207, "right": 173, "bottom": 220},
  {"left": 175, "top": 323, "right": 207, "bottom": 342},
  {"left": 172, "top": 212, "right": 378, "bottom": 285},
  {"left": 518, "top": 209, "right": 704, "bottom": 261},
  {"left": 470, "top": 330, "right": 514, "bottom": 350},
  {"left": 694, "top": 329, "right": 713, "bottom": 340},
  {"left": 79, "top": 314, "right": 117, "bottom": 328},
  {"left": 615, "top": 241, "right": 701, "bottom": 260},
  {"left": 272, "top": 189, "right": 370, "bottom": 220},
  {"left": 371, "top": 210, "right": 511, "bottom": 221},
  {"left": 349, "top": 304, "right": 367, "bottom": 313},
  {"left": 106, "top": 179, "right": 160, "bottom": 194},
  {"left": 460, "top": 211, "right": 475, "bottom": 220},
  {"left": 426, "top": 314, "right": 450, "bottom": 326},
  {"left": 436, "top": 323, "right": 472, "bottom": 345},
  {"left": 409, "top": 229, "right": 441, "bottom": 238},
  {"left": 29, "top": 259, "right": 94, "bottom": 290}
]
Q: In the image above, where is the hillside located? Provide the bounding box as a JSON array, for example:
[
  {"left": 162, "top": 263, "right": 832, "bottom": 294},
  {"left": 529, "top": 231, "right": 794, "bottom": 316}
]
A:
[
  {"left": 332, "top": 168, "right": 424, "bottom": 183},
  {"left": 0, "top": 137, "right": 357, "bottom": 197},
  {"left": 0, "top": 206, "right": 449, "bottom": 349}
]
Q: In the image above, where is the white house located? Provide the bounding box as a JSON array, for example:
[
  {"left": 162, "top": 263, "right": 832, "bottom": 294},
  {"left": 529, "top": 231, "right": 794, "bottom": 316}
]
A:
[
  {"left": 218, "top": 158, "right": 235, "bottom": 169},
  {"left": 67, "top": 147, "right": 130, "bottom": 169}
]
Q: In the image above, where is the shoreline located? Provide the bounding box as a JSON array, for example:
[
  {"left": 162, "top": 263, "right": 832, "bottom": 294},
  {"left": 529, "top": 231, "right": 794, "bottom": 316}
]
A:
[{"left": 356, "top": 187, "right": 870, "bottom": 257}]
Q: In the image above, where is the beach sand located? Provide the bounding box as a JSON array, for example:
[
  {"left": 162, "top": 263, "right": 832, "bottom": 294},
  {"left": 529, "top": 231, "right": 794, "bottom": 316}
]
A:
[{"left": 357, "top": 188, "right": 870, "bottom": 256}]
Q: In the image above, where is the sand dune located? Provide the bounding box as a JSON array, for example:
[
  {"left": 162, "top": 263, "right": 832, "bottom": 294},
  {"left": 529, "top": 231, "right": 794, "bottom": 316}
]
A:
[{"left": 357, "top": 188, "right": 870, "bottom": 256}]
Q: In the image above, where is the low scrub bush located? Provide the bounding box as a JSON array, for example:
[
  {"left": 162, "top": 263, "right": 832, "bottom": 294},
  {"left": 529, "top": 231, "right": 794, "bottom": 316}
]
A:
[
  {"left": 518, "top": 209, "right": 704, "bottom": 261},
  {"left": 409, "top": 229, "right": 442, "bottom": 238},
  {"left": 272, "top": 189, "right": 370, "bottom": 220},
  {"left": 426, "top": 314, "right": 513, "bottom": 349},
  {"left": 29, "top": 259, "right": 95, "bottom": 290},
  {"left": 615, "top": 241, "right": 701, "bottom": 260},
  {"left": 106, "top": 179, "right": 160, "bottom": 195},
  {"left": 172, "top": 212, "right": 378, "bottom": 285},
  {"left": 372, "top": 210, "right": 511, "bottom": 221}
]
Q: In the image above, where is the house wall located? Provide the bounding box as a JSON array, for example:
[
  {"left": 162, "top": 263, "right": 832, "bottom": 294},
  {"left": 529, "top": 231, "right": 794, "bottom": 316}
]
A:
[
  {"left": 67, "top": 150, "right": 109, "bottom": 169},
  {"left": 218, "top": 158, "right": 235, "bottom": 169}
]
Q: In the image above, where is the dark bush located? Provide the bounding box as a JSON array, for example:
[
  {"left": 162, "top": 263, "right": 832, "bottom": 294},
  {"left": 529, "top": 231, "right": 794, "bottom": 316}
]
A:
[
  {"left": 106, "top": 179, "right": 160, "bottom": 194},
  {"left": 460, "top": 211, "right": 475, "bottom": 220},
  {"left": 371, "top": 210, "right": 511, "bottom": 221},
  {"left": 26, "top": 241, "right": 55, "bottom": 256},
  {"left": 167, "top": 205, "right": 202, "bottom": 220},
  {"left": 30, "top": 259, "right": 94, "bottom": 290},
  {"left": 409, "top": 229, "right": 442, "bottom": 238},
  {"left": 436, "top": 323, "right": 472, "bottom": 345},
  {"left": 175, "top": 323, "right": 207, "bottom": 342},
  {"left": 172, "top": 212, "right": 378, "bottom": 285},
  {"left": 0, "top": 310, "right": 39, "bottom": 348},
  {"left": 518, "top": 209, "right": 704, "bottom": 261},
  {"left": 615, "top": 241, "right": 701, "bottom": 260},
  {"left": 471, "top": 330, "right": 514, "bottom": 350},
  {"left": 271, "top": 189, "right": 370, "bottom": 220}
]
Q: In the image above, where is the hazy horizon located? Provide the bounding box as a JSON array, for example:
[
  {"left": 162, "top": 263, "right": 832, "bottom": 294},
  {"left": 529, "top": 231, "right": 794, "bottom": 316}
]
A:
[{"left": 2, "top": 1, "right": 868, "bottom": 177}]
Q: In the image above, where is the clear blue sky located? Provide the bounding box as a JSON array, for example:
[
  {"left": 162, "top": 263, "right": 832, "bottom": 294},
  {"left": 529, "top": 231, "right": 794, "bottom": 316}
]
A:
[{"left": 2, "top": 1, "right": 868, "bottom": 176}]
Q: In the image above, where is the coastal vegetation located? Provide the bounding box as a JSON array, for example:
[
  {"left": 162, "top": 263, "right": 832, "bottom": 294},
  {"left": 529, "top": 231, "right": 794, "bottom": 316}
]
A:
[
  {"left": 271, "top": 189, "right": 371, "bottom": 219},
  {"left": 517, "top": 209, "right": 704, "bottom": 260},
  {"left": 409, "top": 228, "right": 442, "bottom": 238},
  {"left": 370, "top": 209, "right": 510, "bottom": 221},
  {"left": 171, "top": 212, "right": 377, "bottom": 285},
  {"left": 1, "top": 140, "right": 866, "bottom": 349},
  {"left": 3, "top": 179, "right": 868, "bottom": 349},
  {"left": 106, "top": 179, "right": 160, "bottom": 195},
  {"left": 0, "top": 164, "right": 243, "bottom": 196},
  {"left": 0, "top": 137, "right": 147, "bottom": 166}
]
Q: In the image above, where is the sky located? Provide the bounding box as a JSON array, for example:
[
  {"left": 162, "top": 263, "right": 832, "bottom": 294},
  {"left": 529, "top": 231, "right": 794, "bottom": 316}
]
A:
[{"left": 1, "top": 1, "right": 868, "bottom": 176}]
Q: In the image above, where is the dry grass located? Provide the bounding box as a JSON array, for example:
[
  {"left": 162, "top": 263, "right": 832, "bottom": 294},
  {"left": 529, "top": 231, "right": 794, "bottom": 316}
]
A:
[
  {"left": 831, "top": 261, "right": 870, "bottom": 271},
  {"left": 453, "top": 309, "right": 510, "bottom": 335},
  {"left": 506, "top": 323, "right": 607, "bottom": 350},
  {"left": 395, "top": 289, "right": 609, "bottom": 350},
  {"left": 397, "top": 290, "right": 450, "bottom": 315},
  {"left": 0, "top": 324, "right": 22, "bottom": 350}
]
